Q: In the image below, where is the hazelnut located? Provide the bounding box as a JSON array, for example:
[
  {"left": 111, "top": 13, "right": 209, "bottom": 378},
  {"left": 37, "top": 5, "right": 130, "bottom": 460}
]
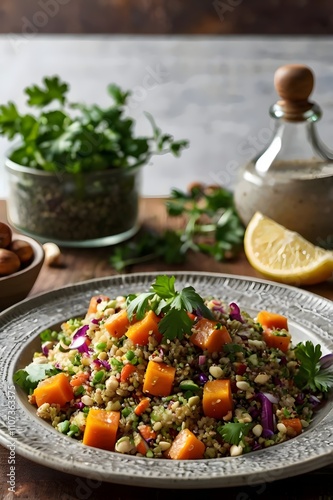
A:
[
  {"left": 9, "top": 239, "right": 34, "bottom": 267},
  {"left": 0, "top": 222, "right": 12, "bottom": 249},
  {"left": 42, "top": 242, "right": 63, "bottom": 267},
  {"left": 0, "top": 249, "right": 21, "bottom": 276}
]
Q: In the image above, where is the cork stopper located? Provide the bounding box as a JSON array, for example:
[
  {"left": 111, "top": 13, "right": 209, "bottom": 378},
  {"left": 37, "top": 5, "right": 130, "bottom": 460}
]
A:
[{"left": 274, "top": 64, "right": 315, "bottom": 120}]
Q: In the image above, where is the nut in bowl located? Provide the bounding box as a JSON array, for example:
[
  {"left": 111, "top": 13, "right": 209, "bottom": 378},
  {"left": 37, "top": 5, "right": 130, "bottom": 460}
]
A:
[{"left": 0, "top": 222, "right": 44, "bottom": 311}]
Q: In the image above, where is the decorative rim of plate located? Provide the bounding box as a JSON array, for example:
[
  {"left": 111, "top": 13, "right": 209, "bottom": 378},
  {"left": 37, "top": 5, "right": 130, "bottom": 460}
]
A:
[{"left": 0, "top": 271, "right": 333, "bottom": 489}]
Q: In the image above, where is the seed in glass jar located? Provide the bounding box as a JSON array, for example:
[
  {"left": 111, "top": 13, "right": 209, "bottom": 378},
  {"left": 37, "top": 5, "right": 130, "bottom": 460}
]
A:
[
  {"left": 0, "top": 249, "right": 21, "bottom": 276},
  {"left": 9, "top": 239, "right": 34, "bottom": 266},
  {"left": 0, "top": 222, "right": 12, "bottom": 248}
]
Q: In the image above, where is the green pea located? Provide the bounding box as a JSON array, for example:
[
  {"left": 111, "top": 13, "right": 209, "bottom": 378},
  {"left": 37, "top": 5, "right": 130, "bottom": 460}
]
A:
[
  {"left": 92, "top": 370, "right": 105, "bottom": 384},
  {"left": 122, "top": 407, "right": 132, "bottom": 417},
  {"left": 95, "top": 342, "right": 107, "bottom": 351},
  {"left": 179, "top": 380, "right": 200, "bottom": 392},
  {"left": 72, "top": 353, "right": 82, "bottom": 366},
  {"left": 74, "top": 385, "right": 85, "bottom": 395},
  {"left": 57, "top": 420, "right": 70, "bottom": 434},
  {"left": 68, "top": 423, "right": 80, "bottom": 437}
]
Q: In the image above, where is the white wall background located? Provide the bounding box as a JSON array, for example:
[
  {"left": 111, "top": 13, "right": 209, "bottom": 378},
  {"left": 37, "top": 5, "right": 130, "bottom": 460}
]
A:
[{"left": 1, "top": 35, "right": 333, "bottom": 198}]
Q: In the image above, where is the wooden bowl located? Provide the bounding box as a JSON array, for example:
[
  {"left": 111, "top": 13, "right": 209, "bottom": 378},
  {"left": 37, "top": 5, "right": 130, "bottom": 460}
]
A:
[{"left": 0, "top": 234, "right": 44, "bottom": 311}]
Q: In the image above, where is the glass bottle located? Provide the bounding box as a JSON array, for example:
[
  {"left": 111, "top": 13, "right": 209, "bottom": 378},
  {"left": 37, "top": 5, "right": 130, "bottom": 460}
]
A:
[{"left": 234, "top": 64, "right": 333, "bottom": 249}]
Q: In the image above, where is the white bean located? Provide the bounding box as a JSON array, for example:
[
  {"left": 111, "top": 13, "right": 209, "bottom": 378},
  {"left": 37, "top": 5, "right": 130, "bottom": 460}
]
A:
[
  {"left": 81, "top": 395, "right": 93, "bottom": 406},
  {"left": 115, "top": 437, "right": 133, "bottom": 454},
  {"left": 252, "top": 424, "right": 263, "bottom": 437},
  {"left": 153, "top": 422, "right": 162, "bottom": 432},
  {"left": 188, "top": 396, "right": 200, "bottom": 407},
  {"left": 236, "top": 381, "right": 250, "bottom": 391},
  {"left": 254, "top": 373, "right": 270, "bottom": 384},
  {"left": 209, "top": 366, "right": 223, "bottom": 378},
  {"left": 277, "top": 423, "right": 287, "bottom": 434},
  {"left": 230, "top": 444, "right": 243, "bottom": 457},
  {"left": 105, "top": 376, "right": 119, "bottom": 391},
  {"left": 159, "top": 441, "right": 171, "bottom": 451}
]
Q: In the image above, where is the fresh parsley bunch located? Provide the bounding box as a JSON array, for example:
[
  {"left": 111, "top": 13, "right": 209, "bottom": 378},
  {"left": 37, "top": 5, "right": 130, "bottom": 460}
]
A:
[{"left": 0, "top": 76, "right": 188, "bottom": 173}]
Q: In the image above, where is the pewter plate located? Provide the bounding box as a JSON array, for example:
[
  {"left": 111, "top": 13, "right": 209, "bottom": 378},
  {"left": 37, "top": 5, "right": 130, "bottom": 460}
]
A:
[{"left": 0, "top": 272, "right": 333, "bottom": 489}]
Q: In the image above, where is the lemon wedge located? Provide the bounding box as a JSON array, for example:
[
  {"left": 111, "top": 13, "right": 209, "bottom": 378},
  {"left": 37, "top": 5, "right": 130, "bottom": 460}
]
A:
[{"left": 244, "top": 212, "right": 333, "bottom": 285}]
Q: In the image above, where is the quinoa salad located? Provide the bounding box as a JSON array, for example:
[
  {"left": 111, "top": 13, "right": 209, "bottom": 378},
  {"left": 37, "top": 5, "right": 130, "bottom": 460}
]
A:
[{"left": 14, "top": 275, "right": 333, "bottom": 460}]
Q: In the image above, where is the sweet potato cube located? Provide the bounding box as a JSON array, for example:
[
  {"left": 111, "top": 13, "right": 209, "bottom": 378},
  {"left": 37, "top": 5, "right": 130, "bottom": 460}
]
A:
[
  {"left": 263, "top": 329, "right": 291, "bottom": 353},
  {"left": 126, "top": 310, "right": 162, "bottom": 346},
  {"left": 83, "top": 409, "right": 120, "bottom": 451},
  {"left": 143, "top": 360, "right": 176, "bottom": 396},
  {"left": 190, "top": 318, "right": 232, "bottom": 353},
  {"left": 104, "top": 309, "right": 130, "bottom": 338},
  {"left": 202, "top": 379, "right": 233, "bottom": 419},
  {"left": 33, "top": 373, "right": 74, "bottom": 408},
  {"left": 86, "top": 294, "right": 110, "bottom": 317},
  {"left": 281, "top": 418, "right": 303, "bottom": 437},
  {"left": 257, "top": 311, "right": 288, "bottom": 331},
  {"left": 169, "top": 429, "right": 205, "bottom": 460}
]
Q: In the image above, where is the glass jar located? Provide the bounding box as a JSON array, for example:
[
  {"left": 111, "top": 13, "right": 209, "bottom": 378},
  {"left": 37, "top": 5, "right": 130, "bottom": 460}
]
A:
[
  {"left": 5, "top": 159, "right": 141, "bottom": 247},
  {"left": 234, "top": 64, "right": 333, "bottom": 249}
]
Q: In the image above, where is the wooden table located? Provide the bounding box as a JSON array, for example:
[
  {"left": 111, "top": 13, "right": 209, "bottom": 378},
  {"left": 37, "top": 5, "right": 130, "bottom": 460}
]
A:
[{"left": 1, "top": 198, "right": 332, "bottom": 499}]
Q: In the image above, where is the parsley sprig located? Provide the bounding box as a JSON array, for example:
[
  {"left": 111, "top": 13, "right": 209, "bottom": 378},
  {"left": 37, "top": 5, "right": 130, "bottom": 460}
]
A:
[
  {"left": 166, "top": 184, "right": 244, "bottom": 259},
  {"left": 294, "top": 341, "right": 333, "bottom": 393},
  {"left": 110, "top": 229, "right": 185, "bottom": 272},
  {"left": 13, "top": 362, "right": 60, "bottom": 394},
  {"left": 218, "top": 422, "right": 252, "bottom": 446},
  {"left": 0, "top": 76, "right": 188, "bottom": 173},
  {"left": 110, "top": 184, "right": 245, "bottom": 271},
  {"left": 126, "top": 275, "right": 213, "bottom": 340}
]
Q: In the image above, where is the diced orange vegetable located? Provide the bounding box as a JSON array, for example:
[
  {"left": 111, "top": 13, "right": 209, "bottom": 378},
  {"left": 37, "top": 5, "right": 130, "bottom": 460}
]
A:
[
  {"left": 104, "top": 309, "right": 130, "bottom": 338},
  {"left": 143, "top": 360, "right": 176, "bottom": 397},
  {"left": 70, "top": 371, "right": 90, "bottom": 387},
  {"left": 187, "top": 312, "right": 196, "bottom": 321},
  {"left": 86, "top": 294, "right": 110, "bottom": 316},
  {"left": 190, "top": 318, "right": 232, "bottom": 353},
  {"left": 83, "top": 409, "right": 120, "bottom": 451},
  {"left": 120, "top": 363, "right": 137, "bottom": 382},
  {"left": 257, "top": 311, "right": 288, "bottom": 331},
  {"left": 134, "top": 397, "right": 151, "bottom": 416},
  {"left": 138, "top": 424, "right": 157, "bottom": 441},
  {"left": 169, "top": 429, "right": 205, "bottom": 460},
  {"left": 134, "top": 432, "right": 149, "bottom": 455},
  {"left": 126, "top": 310, "right": 162, "bottom": 346},
  {"left": 202, "top": 379, "right": 233, "bottom": 419},
  {"left": 281, "top": 418, "right": 303, "bottom": 436},
  {"left": 33, "top": 373, "right": 74, "bottom": 408},
  {"left": 263, "top": 329, "right": 291, "bottom": 353}
]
